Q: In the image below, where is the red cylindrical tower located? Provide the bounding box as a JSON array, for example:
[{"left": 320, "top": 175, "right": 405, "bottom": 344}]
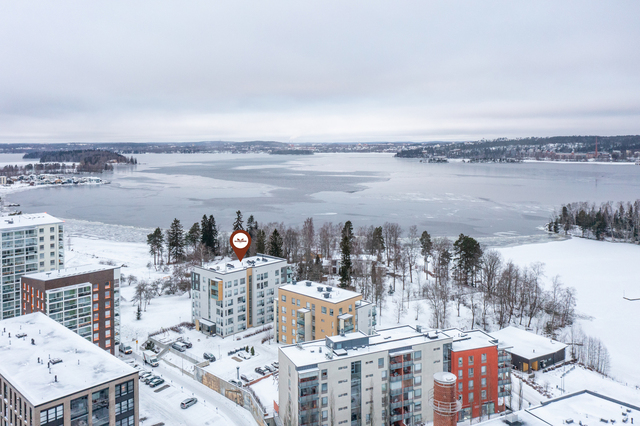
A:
[{"left": 430, "top": 372, "right": 459, "bottom": 426}]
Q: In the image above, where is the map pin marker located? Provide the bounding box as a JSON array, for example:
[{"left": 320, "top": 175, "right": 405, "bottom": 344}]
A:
[{"left": 230, "top": 230, "right": 252, "bottom": 261}]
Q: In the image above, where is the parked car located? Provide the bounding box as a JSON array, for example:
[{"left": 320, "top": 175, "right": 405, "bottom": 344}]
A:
[
  {"left": 238, "top": 351, "right": 251, "bottom": 360},
  {"left": 177, "top": 337, "right": 192, "bottom": 348},
  {"left": 272, "top": 361, "right": 279, "bottom": 369},
  {"left": 240, "top": 374, "right": 250, "bottom": 382},
  {"left": 255, "top": 367, "right": 265, "bottom": 375},
  {"left": 203, "top": 352, "right": 216, "bottom": 362},
  {"left": 264, "top": 365, "right": 274, "bottom": 373},
  {"left": 139, "top": 372, "right": 153, "bottom": 380},
  {"left": 180, "top": 397, "right": 198, "bottom": 409},
  {"left": 119, "top": 343, "right": 133, "bottom": 354},
  {"left": 149, "top": 378, "right": 165, "bottom": 388},
  {"left": 145, "top": 375, "right": 160, "bottom": 384},
  {"left": 171, "top": 342, "right": 187, "bottom": 352}
]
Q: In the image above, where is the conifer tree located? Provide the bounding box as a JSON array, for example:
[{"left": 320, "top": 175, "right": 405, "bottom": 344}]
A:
[
  {"left": 339, "top": 221, "right": 354, "bottom": 288},
  {"left": 167, "top": 218, "right": 185, "bottom": 263},
  {"left": 268, "top": 229, "right": 283, "bottom": 258},
  {"left": 233, "top": 210, "right": 244, "bottom": 231}
]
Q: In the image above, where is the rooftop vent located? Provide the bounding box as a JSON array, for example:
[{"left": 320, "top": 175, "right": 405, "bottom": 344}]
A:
[
  {"left": 226, "top": 263, "right": 234, "bottom": 269},
  {"left": 325, "top": 286, "right": 332, "bottom": 292},
  {"left": 323, "top": 292, "right": 330, "bottom": 299},
  {"left": 415, "top": 325, "right": 422, "bottom": 333},
  {"left": 317, "top": 286, "right": 324, "bottom": 292},
  {"left": 292, "top": 280, "right": 297, "bottom": 285},
  {"left": 50, "top": 358, "right": 62, "bottom": 365},
  {"left": 16, "top": 333, "right": 27, "bottom": 338},
  {"left": 306, "top": 281, "right": 312, "bottom": 287}
]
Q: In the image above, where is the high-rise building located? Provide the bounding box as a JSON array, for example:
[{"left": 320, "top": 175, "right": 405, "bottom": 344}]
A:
[
  {"left": 0, "top": 312, "right": 138, "bottom": 426},
  {"left": 0, "top": 213, "right": 64, "bottom": 321},
  {"left": 278, "top": 325, "right": 453, "bottom": 426},
  {"left": 191, "top": 254, "right": 291, "bottom": 337},
  {"left": 21, "top": 264, "right": 122, "bottom": 355},
  {"left": 275, "top": 281, "right": 375, "bottom": 344}
]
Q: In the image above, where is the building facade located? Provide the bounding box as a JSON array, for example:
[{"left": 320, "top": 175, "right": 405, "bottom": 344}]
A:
[
  {"left": 191, "top": 254, "right": 291, "bottom": 337},
  {"left": 444, "top": 329, "right": 510, "bottom": 421},
  {"left": 275, "top": 281, "right": 375, "bottom": 344},
  {"left": 278, "top": 325, "right": 453, "bottom": 426},
  {"left": 491, "top": 326, "right": 565, "bottom": 373},
  {"left": 1, "top": 213, "right": 64, "bottom": 320},
  {"left": 21, "top": 265, "right": 121, "bottom": 355},
  {"left": 0, "top": 313, "right": 138, "bottom": 426}
]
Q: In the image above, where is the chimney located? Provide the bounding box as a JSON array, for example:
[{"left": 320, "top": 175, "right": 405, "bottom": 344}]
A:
[{"left": 432, "top": 372, "right": 458, "bottom": 426}]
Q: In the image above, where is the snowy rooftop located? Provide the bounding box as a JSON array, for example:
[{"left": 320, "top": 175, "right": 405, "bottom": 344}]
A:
[
  {"left": 0, "top": 213, "right": 63, "bottom": 230},
  {"left": 281, "top": 325, "right": 452, "bottom": 368},
  {"left": 197, "top": 254, "right": 286, "bottom": 275},
  {"left": 0, "top": 312, "right": 137, "bottom": 406},
  {"left": 490, "top": 326, "right": 567, "bottom": 360},
  {"left": 528, "top": 390, "right": 639, "bottom": 425},
  {"left": 279, "top": 282, "right": 361, "bottom": 304},
  {"left": 23, "top": 264, "right": 118, "bottom": 281},
  {"left": 444, "top": 328, "right": 499, "bottom": 352}
]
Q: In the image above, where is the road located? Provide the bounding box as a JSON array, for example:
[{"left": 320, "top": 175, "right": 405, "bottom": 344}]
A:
[{"left": 120, "top": 351, "right": 259, "bottom": 426}]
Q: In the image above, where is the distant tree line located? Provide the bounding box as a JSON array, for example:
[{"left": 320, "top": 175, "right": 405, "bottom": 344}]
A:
[
  {"left": 548, "top": 200, "right": 640, "bottom": 242},
  {"left": 23, "top": 149, "right": 136, "bottom": 173},
  {"left": 0, "top": 163, "right": 77, "bottom": 177}
]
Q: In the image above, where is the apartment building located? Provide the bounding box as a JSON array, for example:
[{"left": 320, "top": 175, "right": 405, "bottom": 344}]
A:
[
  {"left": 0, "top": 312, "right": 138, "bottom": 426},
  {"left": 275, "top": 281, "right": 376, "bottom": 344},
  {"left": 21, "top": 264, "right": 121, "bottom": 355},
  {"left": 191, "top": 254, "right": 291, "bottom": 337},
  {"left": 443, "top": 328, "right": 511, "bottom": 421},
  {"left": 1, "top": 213, "right": 64, "bottom": 320},
  {"left": 278, "top": 325, "right": 453, "bottom": 426}
]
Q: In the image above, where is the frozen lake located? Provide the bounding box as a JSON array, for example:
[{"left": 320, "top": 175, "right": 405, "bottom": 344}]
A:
[{"left": 4, "top": 152, "right": 640, "bottom": 242}]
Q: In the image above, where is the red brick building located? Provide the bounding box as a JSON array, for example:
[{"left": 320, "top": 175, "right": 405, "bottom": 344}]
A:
[
  {"left": 445, "top": 328, "right": 511, "bottom": 421},
  {"left": 21, "top": 264, "right": 121, "bottom": 355}
]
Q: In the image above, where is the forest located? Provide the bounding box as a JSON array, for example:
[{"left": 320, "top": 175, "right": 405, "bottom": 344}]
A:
[
  {"left": 23, "top": 149, "right": 137, "bottom": 172},
  {"left": 548, "top": 199, "right": 640, "bottom": 242}
]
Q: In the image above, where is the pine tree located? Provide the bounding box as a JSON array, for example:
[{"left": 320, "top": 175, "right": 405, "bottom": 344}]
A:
[
  {"left": 146, "top": 227, "right": 164, "bottom": 266},
  {"left": 339, "top": 221, "right": 354, "bottom": 288},
  {"left": 268, "top": 229, "right": 283, "bottom": 258},
  {"left": 256, "top": 229, "right": 267, "bottom": 254},
  {"left": 185, "top": 222, "right": 201, "bottom": 253},
  {"left": 200, "top": 214, "right": 212, "bottom": 248},
  {"left": 420, "top": 230, "right": 433, "bottom": 272},
  {"left": 233, "top": 210, "right": 244, "bottom": 231},
  {"left": 167, "top": 218, "right": 185, "bottom": 263},
  {"left": 210, "top": 215, "right": 218, "bottom": 254},
  {"left": 372, "top": 226, "right": 385, "bottom": 258},
  {"left": 136, "top": 305, "right": 142, "bottom": 320}
]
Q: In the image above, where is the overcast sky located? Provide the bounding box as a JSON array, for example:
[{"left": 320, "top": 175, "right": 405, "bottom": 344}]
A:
[{"left": 1, "top": 1, "right": 639, "bottom": 143}]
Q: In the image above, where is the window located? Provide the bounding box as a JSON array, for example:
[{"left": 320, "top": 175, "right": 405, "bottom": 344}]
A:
[
  {"left": 378, "top": 357, "right": 384, "bottom": 368},
  {"left": 330, "top": 309, "right": 333, "bottom": 316},
  {"left": 94, "top": 333, "right": 99, "bottom": 341},
  {"left": 282, "top": 325, "right": 286, "bottom": 333},
  {"left": 481, "top": 353, "right": 487, "bottom": 363},
  {"left": 50, "top": 260, "right": 55, "bottom": 265},
  {"left": 468, "top": 355, "right": 474, "bottom": 365},
  {"left": 92, "top": 388, "right": 110, "bottom": 426},
  {"left": 481, "top": 378, "right": 487, "bottom": 387},
  {"left": 50, "top": 235, "right": 55, "bottom": 241},
  {"left": 106, "top": 330, "right": 111, "bottom": 338},
  {"left": 415, "top": 388, "right": 422, "bottom": 398},
  {"left": 40, "top": 404, "right": 63, "bottom": 425},
  {"left": 93, "top": 303, "right": 98, "bottom": 311},
  {"left": 105, "top": 291, "right": 110, "bottom": 298},
  {"left": 481, "top": 390, "right": 487, "bottom": 400},
  {"left": 469, "top": 368, "right": 474, "bottom": 377},
  {"left": 106, "top": 339, "right": 111, "bottom": 347},
  {"left": 458, "top": 357, "right": 463, "bottom": 367},
  {"left": 321, "top": 383, "right": 328, "bottom": 394},
  {"left": 458, "top": 370, "right": 463, "bottom": 379},
  {"left": 468, "top": 380, "right": 474, "bottom": 390},
  {"left": 414, "top": 376, "right": 422, "bottom": 385},
  {"left": 93, "top": 323, "right": 99, "bottom": 330},
  {"left": 458, "top": 382, "right": 463, "bottom": 391},
  {"left": 321, "top": 369, "right": 328, "bottom": 380},
  {"left": 322, "top": 397, "right": 328, "bottom": 407},
  {"left": 414, "top": 362, "right": 422, "bottom": 372},
  {"left": 381, "top": 370, "right": 387, "bottom": 379},
  {"left": 322, "top": 307, "right": 327, "bottom": 314},
  {"left": 414, "top": 350, "right": 422, "bottom": 360},
  {"left": 50, "top": 243, "right": 55, "bottom": 248},
  {"left": 70, "top": 396, "right": 89, "bottom": 425},
  {"left": 481, "top": 365, "right": 487, "bottom": 375},
  {"left": 105, "top": 301, "right": 111, "bottom": 309},
  {"left": 468, "top": 392, "right": 474, "bottom": 402},
  {"left": 282, "top": 335, "right": 286, "bottom": 342}
]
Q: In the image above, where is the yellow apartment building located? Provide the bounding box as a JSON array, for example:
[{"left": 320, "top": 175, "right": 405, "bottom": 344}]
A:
[{"left": 275, "top": 281, "right": 375, "bottom": 344}]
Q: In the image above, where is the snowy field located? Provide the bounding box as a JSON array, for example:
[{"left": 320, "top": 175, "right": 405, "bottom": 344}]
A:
[{"left": 496, "top": 237, "right": 640, "bottom": 388}]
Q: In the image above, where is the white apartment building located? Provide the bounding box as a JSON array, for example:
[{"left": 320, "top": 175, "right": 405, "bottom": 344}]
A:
[
  {"left": 278, "top": 325, "right": 453, "bottom": 426},
  {"left": 1, "top": 213, "right": 64, "bottom": 320},
  {"left": 191, "top": 254, "right": 291, "bottom": 337}
]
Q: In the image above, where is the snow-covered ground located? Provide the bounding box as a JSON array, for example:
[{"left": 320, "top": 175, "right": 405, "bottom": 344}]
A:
[{"left": 496, "top": 237, "right": 640, "bottom": 388}]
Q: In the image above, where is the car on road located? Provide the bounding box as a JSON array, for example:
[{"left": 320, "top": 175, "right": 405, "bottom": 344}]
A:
[
  {"left": 171, "top": 342, "right": 187, "bottom": 352},
  {"left": 149, "top": 378, "right": 165, "bottom": 388},
  {"left": 203, "top": 352, "right": 216, "bottom": 362},
  {"left": 180, "top": 397, "right": 198, "bottom": 409},
  {"left": 254, "top": 367, "right": 265, "bottom": 375},
  {"left": 119, "top": 343, "right": 133, "bottom": 354}
]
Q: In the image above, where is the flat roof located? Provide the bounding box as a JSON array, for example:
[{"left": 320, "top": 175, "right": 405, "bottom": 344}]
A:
[
  {"left": 279, "top": 282, "right": 361, "bottom": 304},
  {"left": 0, "top": 313, "right": 136, "bottom": 406},
  {"left": 280, "top": 325, "right": 452, "bottom": 368},
  {"left": 197, "top": 254, "right": 286, "bottom": 275},
  {"left": 23, "top": 264, "right": 119, "bottom": 282},
  {"left": 490, "top": 326, "right": 567, "bottom": 360},
  {"left": 0, "top": 213, "right": 63, "bottom": 230},
  {"left": 444, "top": 328, "right": 498, "bottom": 352}
]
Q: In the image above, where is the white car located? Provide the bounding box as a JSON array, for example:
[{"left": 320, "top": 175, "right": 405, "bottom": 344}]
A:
[{"left": 238, "top": 351, "right": 251, "bottom": 360}]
